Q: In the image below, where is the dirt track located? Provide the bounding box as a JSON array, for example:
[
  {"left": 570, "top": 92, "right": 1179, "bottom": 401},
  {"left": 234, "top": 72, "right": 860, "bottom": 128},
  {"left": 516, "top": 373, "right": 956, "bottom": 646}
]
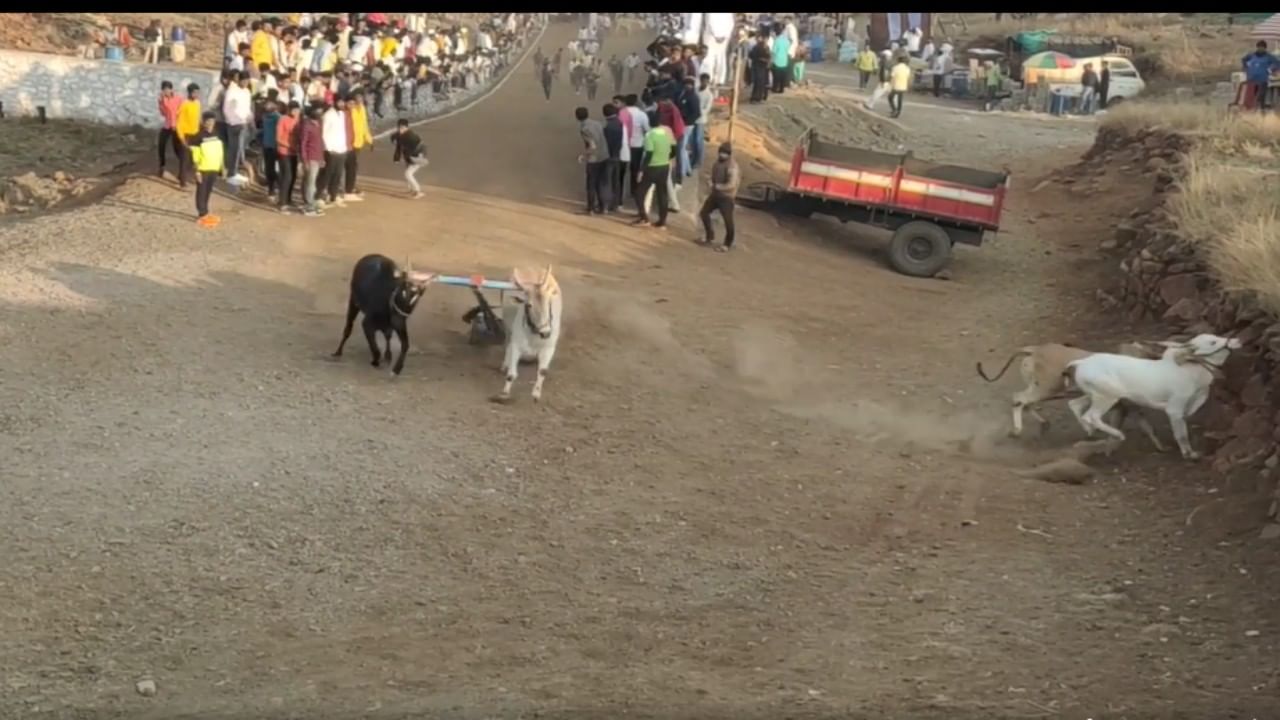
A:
[{"left": 2, "top": 21, "right": 1278, "bottom": 719}]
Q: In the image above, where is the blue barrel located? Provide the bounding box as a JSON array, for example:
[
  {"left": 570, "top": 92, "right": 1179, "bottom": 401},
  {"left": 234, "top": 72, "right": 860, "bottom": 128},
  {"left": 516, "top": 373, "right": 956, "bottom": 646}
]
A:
[
  {"left": 170, "top": 26, "right": 187, "bottom": 43},
  {"left": 951, "top": 71, "right": 969, "bottom": 98},
  {"left": 104, "top": 46, "right": 125, "bottom": 62},
  {"left": 1049, "top": 90, "right": 1068, "bottom": 116},
  {"left": 808, "top": 34, "right": 825, "bottom": 62}
]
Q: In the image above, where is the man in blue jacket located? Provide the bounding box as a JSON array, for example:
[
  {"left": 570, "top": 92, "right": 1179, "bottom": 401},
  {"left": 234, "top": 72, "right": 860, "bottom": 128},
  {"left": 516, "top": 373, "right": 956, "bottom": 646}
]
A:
[{"left": 1242, "top": 40, "right": 1280, "bottom": 112}]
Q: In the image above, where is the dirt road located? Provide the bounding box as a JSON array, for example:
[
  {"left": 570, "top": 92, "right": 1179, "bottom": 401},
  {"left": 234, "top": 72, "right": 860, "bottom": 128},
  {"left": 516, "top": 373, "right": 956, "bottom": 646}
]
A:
[{"left": 1, "top": 22, "right": 1277, "bottom": 719}]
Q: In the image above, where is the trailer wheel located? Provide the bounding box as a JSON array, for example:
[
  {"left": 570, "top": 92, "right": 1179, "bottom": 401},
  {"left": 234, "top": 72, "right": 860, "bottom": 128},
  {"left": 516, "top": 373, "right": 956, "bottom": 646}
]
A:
[{"left": 887, "top": 221, "right": 953, "bottom": 278}]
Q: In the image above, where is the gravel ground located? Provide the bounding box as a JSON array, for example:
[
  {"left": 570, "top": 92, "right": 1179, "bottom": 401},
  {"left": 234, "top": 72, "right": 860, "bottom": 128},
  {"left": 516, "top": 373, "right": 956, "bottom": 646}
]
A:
[{"left": 1, "top": 23, "right": 1278, "bottom": 720}]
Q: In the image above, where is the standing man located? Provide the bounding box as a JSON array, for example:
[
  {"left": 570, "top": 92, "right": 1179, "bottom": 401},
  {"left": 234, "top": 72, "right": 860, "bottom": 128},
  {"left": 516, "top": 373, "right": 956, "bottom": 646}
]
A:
[
  {"left": 575, "top": 106, "right": 609, "bottom": 215},
  {"left": 321, "top": 96, "right": 350, "bottom": 207},
  {"left": 1078, "top": 62, "right": 1099, "bottom": 115},
  {"left": 601, "top": 103, "right": 626, "bottom": 213},
  {"left": 392, "top": 118, "right": 429, "bottom": 198},
  {"left": 623, "top": 93, "right": 650, "bottom": 201},
  {"left": 888, "top": 55, "right": 911, "bottom": 119},
  {"left": 632, "top": 111, "right": 675, "bottom": 228},
  {"left": 157, "top": 80, "right": 186, "bottom": 184},
  {"left": 856, "top": 45, "right": 878, "bottom": 89},
  {"left": 221, "top": 70, "right": 253, "bottom": 182},
  {"left": 344, "top": 93, "right": 374, "bottom": 201},
  {"left": 677, "top": 75, "right": 703, "bottom": 172},
  {"left": 625, "top": 51, "right": 640, "bottom": 84},
  {"left": 297, "top": 105, "right": 326, "bottom": 216},
  {"left": 608, "top": 54, "right": 624, "bottom": 93},
  {"left": 259, "top": 99, "right": 282, "bottom": 199},
  {"left": 275, "top": 101, "right": 300, "bottom": 212},
  {"left": 174, "top": 83, "right": 203, "bottom": 189},
  {"left": 1241, "top": 40, "right": 1280, "bottom": 112},
  {"left": 188, "top": 111, "right": 225, "bottom": 227},
  {"left": 699, "top": 141, "right": 740, "bottom": 252},
  {"left": 1098, "top": 60, "right": 1111, "bottom": 110}
]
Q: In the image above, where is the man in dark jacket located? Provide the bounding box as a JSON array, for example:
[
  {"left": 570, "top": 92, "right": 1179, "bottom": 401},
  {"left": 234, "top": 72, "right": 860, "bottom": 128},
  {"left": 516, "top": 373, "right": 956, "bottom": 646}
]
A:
[
  {"left": 601, "top": 103, "right": 625, "bottom": 212},
  {"left": 392, "top": 118, "right": 428, "bottom": 198},
  {"left": 1079, "top": 62, "right": 1099, "bottom": 115},
  {"left": 674, "top": 76, "right": 701, "bottom": 177},
  {"left": 1098, "top": 61, "right": 1111, "bottom": 109},
  {"left": 698, "top": 141, "right": 741, "bottom": 252}
]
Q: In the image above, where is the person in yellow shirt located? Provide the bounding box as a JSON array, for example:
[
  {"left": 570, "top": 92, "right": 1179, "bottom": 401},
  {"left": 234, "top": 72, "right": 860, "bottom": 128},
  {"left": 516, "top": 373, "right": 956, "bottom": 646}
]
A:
[
  {"left": 888, "top": 56, "right": 912, "bottom": 118},
  {"left": 379, "top": 32, "right": 398, "bottom": 64},
  {"left": 856, "top": 46, "right": 878, "bottom": 89},
  {"left": 174, "top": 82, "right": 203, "bottom": 188},
  {"left": 188, "top": 111, "right": 226, "bottom": 226},
  {"left": 250, "top": 20, "right": 275, "bottom": 70},
  {"left": 344, "top": 93, "right": 375, "bottom": 200}
]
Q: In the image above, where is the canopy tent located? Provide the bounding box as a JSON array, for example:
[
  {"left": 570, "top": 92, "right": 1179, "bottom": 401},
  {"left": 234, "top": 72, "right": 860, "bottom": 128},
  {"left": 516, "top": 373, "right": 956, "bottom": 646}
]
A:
[{"left": 1250, "top": 13, "right": 1280, "bottom": 40}]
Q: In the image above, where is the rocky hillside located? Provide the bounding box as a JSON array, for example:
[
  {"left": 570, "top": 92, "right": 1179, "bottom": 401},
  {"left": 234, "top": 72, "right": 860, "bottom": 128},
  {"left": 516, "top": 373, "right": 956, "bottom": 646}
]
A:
[{"left": 1060, "top": 121, "right": 1280, "bottom": 531}]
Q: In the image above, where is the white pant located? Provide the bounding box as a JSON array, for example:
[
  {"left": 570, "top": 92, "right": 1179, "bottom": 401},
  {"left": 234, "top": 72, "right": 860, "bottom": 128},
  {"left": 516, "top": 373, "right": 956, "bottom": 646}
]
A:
[
  {"left": 866, "top": 81, "right": 890, "bottom": 109},
  {"left": 643, "top": 168, "right": 680, "bottom": 214},
  {"left": 702, "top": 37, "right": 729, "bottom": 85},
  {"left": 404, "top": 156, "right": 427, "bottom": 193}
]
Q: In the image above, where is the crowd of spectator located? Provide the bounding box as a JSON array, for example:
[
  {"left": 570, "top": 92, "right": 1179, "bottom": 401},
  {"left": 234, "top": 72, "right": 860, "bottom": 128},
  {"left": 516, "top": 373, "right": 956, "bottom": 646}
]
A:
[{"left": 154, "top": 12, "right": 545, "bottom": 224}]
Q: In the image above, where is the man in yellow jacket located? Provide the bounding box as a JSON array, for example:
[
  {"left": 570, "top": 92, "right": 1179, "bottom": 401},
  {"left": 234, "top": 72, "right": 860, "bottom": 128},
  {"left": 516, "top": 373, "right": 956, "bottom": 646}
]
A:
[
  {"left": 343, "top": 93, "right": 375, "bottom": 201},
  {"left": 189, "top": 111, "right": 226, "bottom": 226},
  {"left": 856, "top": 46, "right": 878, "bottom": 89},
  {"left": 251, "top": 20, "right": 275, "bottom": 71}
]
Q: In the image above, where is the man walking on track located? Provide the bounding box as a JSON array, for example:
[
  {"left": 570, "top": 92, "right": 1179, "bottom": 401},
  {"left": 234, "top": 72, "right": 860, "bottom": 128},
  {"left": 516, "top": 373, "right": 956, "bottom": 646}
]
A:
[
  {"left": 540, "top": 58, "right": 555, "bottom": 101},
  {"left": 392, "top": 118, "right": 429, "bottom": 199},
  {"left": 699, "top": 142, "right": 740, "bottom": 252}
]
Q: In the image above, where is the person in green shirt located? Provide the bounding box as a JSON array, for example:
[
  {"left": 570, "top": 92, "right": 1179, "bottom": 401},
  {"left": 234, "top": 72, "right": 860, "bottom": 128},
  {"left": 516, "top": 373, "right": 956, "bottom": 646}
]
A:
[{"left": 632, "top": 113, "right": 674, "bottom": 228}]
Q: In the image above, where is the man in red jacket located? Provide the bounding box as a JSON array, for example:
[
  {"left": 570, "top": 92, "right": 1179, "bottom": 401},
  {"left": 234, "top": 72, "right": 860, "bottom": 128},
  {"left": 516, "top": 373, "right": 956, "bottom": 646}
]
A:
[
  {"left": 656, "top": 98, "right": 686, "bottom": 186},
  {"left": 296, "top": 105, "right": 326, "bottom": 217}
]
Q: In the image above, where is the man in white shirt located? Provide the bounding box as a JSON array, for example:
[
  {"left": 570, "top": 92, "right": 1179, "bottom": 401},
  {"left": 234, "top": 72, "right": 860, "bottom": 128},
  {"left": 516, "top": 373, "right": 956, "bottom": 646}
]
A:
[
  {"left": 905, "top": 27, "right": 923, "bottom": 55},
  {"left": 701, "top": 13, "right": 734, "bottom": 87},
  {"left": 225, "top": 19, "right": 249, "bottom": 68},
  {"left": 623, "top": 94, "right": 650, "bottom": 198},
  {"left": 320, "top": 98, "right": 350, "bottom": 206},
  {"left": 624, "top": 51, "right": 640, "bottom": 84},
  {"left": 221, "top": 71, "right": 253, "bottom": 181}
]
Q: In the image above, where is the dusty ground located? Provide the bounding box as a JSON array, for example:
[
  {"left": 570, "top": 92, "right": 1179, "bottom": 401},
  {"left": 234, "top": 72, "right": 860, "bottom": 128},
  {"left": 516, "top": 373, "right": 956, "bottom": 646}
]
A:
[{"left": 2, "top": 21, "right": 1279, "bottom": 720}]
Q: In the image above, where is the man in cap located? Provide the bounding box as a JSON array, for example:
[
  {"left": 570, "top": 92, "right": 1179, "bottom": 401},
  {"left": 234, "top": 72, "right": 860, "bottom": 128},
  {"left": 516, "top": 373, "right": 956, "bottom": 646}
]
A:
[{"left": 698, "top": 142, "right": 740, "bottom": 252}]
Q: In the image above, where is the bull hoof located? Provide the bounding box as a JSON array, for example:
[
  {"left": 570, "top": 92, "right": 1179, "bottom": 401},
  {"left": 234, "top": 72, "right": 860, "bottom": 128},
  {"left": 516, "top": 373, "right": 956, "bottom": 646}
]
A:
[
  {"left": 331, "top": 350, "right": 343, "bottom": 358},
  {"left": 1038, "top": 422, "right": 1051, "bottom": 437},
  {"left": 1182, "top": 451, "right": 1201, "bottom": 461},
  {"left": 490, "top": 393, "right": 514, "bottom": 405}
]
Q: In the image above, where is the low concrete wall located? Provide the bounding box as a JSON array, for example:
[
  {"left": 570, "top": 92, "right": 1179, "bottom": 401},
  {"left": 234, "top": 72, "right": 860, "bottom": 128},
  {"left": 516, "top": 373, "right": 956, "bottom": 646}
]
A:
[{"left": 0, "top": 49, "right": 218, "bottom": 129}]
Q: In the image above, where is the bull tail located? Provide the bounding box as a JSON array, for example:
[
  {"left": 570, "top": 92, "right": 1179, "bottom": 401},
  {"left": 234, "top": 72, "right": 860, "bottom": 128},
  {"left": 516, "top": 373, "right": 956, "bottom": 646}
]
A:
[
  {"left": 977, "top": 349, "right": 1030, "bottom": 383},
  {"left": 1061, "top": 364, "right": 1079, "bottom": 392}
]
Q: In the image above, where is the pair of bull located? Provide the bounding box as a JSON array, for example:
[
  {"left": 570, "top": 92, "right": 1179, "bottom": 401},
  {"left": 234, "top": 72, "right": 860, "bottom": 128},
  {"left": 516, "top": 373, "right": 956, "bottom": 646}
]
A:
[
  {"left": 978, "top": 333, "right": 1245, "bottom": 460},
  {"left": 332, "top": 254, "right": 563, "bottom": 403}
]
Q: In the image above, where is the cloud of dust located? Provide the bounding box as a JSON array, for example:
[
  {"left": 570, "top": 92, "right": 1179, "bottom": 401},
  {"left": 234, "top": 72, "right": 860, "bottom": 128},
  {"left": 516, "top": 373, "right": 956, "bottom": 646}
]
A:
[
  {"left": 574, "top": 286, "right": 715, "bottom": 380},
  {"left": 728, "top": 323, "right": 1033, "bottom": 462}
]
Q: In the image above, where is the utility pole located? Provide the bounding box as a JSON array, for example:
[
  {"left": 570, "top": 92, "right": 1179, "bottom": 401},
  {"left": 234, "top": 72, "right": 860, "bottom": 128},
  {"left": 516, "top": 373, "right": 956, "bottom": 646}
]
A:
[{"left": 727, "top": 33, "right": 744, "bottom": 144}]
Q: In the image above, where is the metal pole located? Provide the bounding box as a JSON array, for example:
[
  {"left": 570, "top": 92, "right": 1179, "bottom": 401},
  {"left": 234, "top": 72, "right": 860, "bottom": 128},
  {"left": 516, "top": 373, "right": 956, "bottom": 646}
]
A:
[{"left": 727, "top": 40, "right": 744, "bottom": 144}]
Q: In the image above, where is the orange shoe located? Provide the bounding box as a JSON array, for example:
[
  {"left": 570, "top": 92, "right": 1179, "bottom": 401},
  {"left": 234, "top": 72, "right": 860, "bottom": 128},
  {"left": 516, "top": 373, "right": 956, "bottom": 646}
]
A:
[{"left": 196, "top": 215, "right": 212, "bottom": 226}]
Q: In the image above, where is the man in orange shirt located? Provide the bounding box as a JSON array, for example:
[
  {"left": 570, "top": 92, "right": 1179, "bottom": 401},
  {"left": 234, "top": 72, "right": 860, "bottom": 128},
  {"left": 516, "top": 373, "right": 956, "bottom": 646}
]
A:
[
  {"left": 157, "top": 80, "right": 187, "bottom": 186},
  {"left": 275, "top": 101, "right": 301, "bottom": 212}
]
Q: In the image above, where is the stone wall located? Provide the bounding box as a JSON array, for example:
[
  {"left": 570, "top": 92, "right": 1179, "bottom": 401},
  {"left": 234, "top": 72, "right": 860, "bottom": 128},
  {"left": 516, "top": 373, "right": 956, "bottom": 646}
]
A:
[
  {"left": 1076, "top": 124, "right": 1280, "bottom": 528},
  {"left": 0, "top": 49, "right": 219, "bottom": 129}
]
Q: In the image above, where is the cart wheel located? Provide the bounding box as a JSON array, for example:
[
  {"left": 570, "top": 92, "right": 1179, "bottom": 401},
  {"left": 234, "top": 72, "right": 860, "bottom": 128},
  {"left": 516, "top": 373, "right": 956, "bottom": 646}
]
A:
[
  {"left": 887, "top": 221, "right": 953, "bottom": 278},
  {"left": 468, "top": 314, "right": 491, "bottom": 346}
]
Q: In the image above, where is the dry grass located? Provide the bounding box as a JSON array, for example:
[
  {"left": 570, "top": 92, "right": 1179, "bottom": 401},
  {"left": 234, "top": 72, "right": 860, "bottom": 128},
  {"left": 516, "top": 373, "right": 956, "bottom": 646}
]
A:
[
  {"left": 1101, "top": 101, "right": 1280, "bottom": 146},
  {"left": 1168, "top": 146, "right": 1280, "bottom": 313}
]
